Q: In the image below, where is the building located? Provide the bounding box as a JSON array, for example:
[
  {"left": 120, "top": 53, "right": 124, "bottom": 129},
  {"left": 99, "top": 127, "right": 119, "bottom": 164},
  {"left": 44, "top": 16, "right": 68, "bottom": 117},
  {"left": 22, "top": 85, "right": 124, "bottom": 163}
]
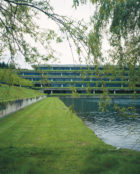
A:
[{"left": 19, "top": 64, "right": 140, "bottom": 95}]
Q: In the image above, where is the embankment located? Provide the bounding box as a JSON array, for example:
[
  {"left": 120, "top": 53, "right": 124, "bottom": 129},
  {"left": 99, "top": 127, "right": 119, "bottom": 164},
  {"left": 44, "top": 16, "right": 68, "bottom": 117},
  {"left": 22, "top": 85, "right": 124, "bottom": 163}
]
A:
[{"left": 0, "top": 98, "right": 140, "bottom": 174}]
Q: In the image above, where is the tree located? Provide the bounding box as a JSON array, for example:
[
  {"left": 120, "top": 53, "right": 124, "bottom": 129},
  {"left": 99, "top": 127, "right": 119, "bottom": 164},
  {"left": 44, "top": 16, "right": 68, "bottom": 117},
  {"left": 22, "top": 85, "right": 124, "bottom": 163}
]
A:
[
  {"left": 0, "top": 68, "right": 33, "bottom": 87},
  {"left": 84, "top": 0, "right": 140, "bottom": 113},
  {"left": 1, "top": 0, "right": 139, "bottom": 67},
  {"left": 0, "top": 0, "right": 89, "bottom": 65},
  {"left": 88, "top": 0, "right": 140, "bottom": 68}
]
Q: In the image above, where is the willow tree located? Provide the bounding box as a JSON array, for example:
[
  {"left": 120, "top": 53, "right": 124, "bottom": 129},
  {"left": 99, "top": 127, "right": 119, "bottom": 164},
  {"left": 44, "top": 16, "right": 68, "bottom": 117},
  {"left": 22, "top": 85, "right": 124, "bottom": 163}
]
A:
[
  {"left": 0, "top": 0, "right": 88, "bottom": 64},
  {"left": 1, "top": 0, "right": 139, "bottom": 66},
  {"left": 88, "top": 0, "right": 140, "bottom": 67},
  {"left": 87, "top": 0, "right": 140, "bottom": 111}
]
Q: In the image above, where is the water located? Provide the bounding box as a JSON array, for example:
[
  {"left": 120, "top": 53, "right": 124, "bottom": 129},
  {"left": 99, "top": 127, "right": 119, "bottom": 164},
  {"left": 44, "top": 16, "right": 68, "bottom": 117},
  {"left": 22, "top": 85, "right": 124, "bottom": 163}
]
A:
[{"left": 60, "top": 97, "right": 140, "bottom": 151}]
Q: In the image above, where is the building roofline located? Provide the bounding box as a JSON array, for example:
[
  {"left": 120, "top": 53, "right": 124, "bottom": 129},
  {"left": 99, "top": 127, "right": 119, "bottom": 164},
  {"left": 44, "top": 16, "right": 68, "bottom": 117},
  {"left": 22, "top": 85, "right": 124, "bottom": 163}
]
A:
[{"left": 32, "top": 64, "right": 98, "bottom": 68}]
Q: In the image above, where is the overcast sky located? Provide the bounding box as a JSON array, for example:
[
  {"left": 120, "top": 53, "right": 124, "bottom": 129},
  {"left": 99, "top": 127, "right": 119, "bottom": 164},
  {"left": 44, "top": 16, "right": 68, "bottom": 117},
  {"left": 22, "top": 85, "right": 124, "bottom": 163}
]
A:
[
  {"left": 17, "top": 0, "right": 94, "bottom": 68},
  {"left": 36, "top": 0, "right": 94, "bottom": 65},
  {"left": 2, "top": 1, "right": 111, "bottom": 69}
]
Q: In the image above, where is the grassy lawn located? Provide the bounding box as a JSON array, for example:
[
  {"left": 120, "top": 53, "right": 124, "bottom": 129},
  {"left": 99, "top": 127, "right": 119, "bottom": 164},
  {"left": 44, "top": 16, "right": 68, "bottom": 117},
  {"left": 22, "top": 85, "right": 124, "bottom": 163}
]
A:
[
  {"left": 0, "top": 97, "right": 140, "bottom": 174},
  {"left": 0, "top": 84, "right": 45, "bottom": 102}
]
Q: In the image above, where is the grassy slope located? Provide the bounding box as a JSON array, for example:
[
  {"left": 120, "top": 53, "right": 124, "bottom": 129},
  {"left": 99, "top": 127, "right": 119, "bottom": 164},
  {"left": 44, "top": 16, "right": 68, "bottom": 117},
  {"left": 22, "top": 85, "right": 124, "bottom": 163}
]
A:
[
  {"left": 0, "top": 98, "right": 140, "bottom": 174},
  {"left": 0, "top": 84, "right": 45, "bottom": 101}
]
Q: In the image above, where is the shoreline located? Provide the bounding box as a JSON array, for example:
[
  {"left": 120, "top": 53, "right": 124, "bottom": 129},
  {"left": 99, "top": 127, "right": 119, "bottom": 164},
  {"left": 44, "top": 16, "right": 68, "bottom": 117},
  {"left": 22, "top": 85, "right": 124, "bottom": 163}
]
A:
[{"left": 0, "top": 97, "right": 140, "bottom": 173}]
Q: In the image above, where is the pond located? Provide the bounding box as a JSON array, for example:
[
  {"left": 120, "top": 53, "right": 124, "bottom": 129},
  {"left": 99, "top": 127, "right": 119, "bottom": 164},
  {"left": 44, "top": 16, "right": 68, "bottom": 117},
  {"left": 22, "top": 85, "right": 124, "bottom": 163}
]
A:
[{"left": 60, "top": 97, "right": 140, "bottom": 151}]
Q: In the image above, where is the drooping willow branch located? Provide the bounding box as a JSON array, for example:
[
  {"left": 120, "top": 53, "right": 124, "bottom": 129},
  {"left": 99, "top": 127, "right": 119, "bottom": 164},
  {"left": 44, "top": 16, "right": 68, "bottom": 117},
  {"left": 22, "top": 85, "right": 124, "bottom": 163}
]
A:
[{"left": 0, "top": 0, "right": 89, "bottom": 64}]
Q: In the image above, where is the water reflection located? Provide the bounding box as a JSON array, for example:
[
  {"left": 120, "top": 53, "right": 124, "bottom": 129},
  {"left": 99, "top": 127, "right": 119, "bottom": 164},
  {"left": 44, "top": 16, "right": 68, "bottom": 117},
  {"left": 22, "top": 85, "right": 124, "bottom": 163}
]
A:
[{"left": 61, "top": 97, "right": 140, "bottom": 151}]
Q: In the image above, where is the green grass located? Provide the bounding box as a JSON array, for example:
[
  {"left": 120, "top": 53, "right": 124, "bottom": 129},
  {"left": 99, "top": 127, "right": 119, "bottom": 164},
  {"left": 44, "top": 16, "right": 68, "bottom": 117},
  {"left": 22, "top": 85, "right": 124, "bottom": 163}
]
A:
[
  {"left": 0, "top": 84, "right": 45, "bottom": 102},
  {"left": 0, "top": 97, "right": 140, "bottom": 174}
]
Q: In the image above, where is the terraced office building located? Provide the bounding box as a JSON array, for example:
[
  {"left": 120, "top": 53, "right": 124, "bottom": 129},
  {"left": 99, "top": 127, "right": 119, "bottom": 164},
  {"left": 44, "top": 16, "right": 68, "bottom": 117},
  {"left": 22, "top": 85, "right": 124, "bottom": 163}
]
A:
[{"left": 19, "top": 64, "right": 140, "bottom": 95}]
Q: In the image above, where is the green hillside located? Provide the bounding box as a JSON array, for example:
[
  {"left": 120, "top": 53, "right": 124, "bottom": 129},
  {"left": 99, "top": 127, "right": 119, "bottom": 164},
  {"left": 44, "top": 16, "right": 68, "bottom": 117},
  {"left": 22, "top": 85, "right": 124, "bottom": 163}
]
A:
[{"left": 0, "top": 84, "right": 45, "bottom": 102}]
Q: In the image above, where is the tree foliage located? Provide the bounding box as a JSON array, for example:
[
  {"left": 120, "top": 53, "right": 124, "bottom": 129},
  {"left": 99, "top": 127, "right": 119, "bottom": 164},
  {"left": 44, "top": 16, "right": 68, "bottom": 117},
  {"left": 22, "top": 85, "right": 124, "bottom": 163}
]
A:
[
  {"left": 0, "top": 69, "right": 33, "bottom": 87},
  {"left": 89, "top": 0, "right": 140, "bottom": 67},
  {"left": 0, "top": 0, "right": 139, "bottom": 71},
  {"left": 0, "top": 0, "right": 89, "bottom": 65}
]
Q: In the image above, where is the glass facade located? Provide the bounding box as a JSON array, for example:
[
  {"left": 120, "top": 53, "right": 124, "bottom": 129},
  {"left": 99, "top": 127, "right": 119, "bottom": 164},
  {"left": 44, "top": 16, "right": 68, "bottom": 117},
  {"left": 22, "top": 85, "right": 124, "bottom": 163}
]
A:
[{"left": 19, "top": 65, "right": 139, "bottom": 94}]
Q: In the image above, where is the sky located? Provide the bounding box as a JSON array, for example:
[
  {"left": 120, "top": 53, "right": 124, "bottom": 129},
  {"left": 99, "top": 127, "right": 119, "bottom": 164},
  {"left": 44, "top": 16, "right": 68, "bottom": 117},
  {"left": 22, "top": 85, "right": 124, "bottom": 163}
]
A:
[
  {"left": 34, "top": 0, "right": 94, "bottom": 66},
  {"left": 1, "top": 0, "right": 109, "bottom": 69},
  {"left": 18, "top": 0, "right": 94, "bottom": 69}
]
